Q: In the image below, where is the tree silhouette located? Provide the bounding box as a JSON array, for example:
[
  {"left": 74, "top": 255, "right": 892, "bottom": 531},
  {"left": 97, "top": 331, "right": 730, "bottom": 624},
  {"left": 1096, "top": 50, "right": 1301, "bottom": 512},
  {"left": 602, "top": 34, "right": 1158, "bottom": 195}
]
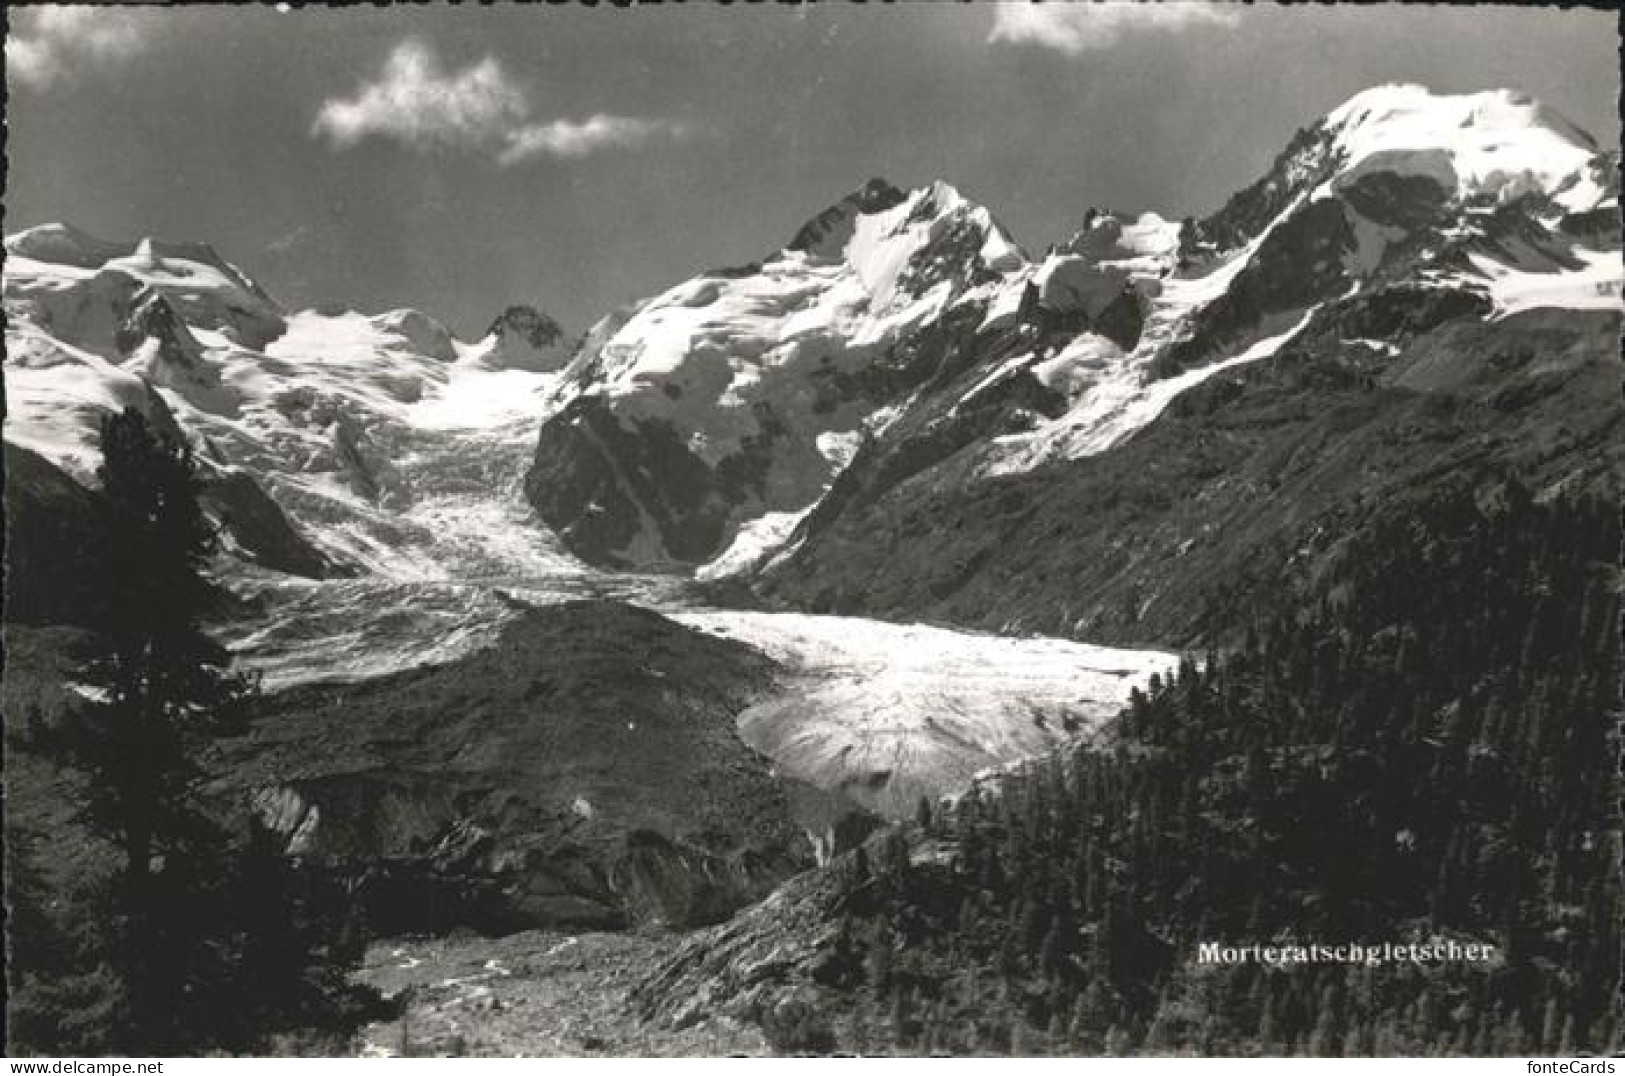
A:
[
  {"left": 23, "top": 409, "right": 379, "bottom": 1054},
  {"left": 43, "top": 408, "right": 253, "bottom": 1049}
]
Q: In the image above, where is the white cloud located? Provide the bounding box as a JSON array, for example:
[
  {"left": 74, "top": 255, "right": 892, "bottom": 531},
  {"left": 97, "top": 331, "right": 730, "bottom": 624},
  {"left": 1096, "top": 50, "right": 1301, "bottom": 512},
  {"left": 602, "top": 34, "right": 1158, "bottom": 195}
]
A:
[
  {"left": 311, "top": 40, "right": 529, "bottom": 152},
  {"left": 6, "top": 7, "right": 154, "bottom": 91},
  {"left": 988, "top": 2, "right": 1240, "bottom": 55},
  {"left": 498, "top": 115, "right": 693, "bottom": 165},
  {"left": 312, "top": 40, "right": 691, "bottom": 165}
]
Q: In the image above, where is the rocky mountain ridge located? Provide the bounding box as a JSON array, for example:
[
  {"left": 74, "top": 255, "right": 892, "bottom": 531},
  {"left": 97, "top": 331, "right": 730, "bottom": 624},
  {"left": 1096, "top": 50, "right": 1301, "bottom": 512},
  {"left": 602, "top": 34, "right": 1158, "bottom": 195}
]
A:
[
  {"left": 521, "top": 84, "right": 1620, "bottom": 582},
  {"left": 3, "top": 222, "right": 578, "bottom": 588},
  {"left": 750, "top": 85, "right": 1622, "bottom": 642}
]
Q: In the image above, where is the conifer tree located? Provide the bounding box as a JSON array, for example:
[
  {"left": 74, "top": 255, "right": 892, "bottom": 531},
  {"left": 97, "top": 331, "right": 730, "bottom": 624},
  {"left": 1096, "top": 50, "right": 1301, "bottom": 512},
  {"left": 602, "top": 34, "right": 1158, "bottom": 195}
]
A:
[
  {"left": 40, "top": 408, "right": 370, "bottom": 1053},
  {"left": 50, "top": 408, "right": 253, "bottom": 1050}
]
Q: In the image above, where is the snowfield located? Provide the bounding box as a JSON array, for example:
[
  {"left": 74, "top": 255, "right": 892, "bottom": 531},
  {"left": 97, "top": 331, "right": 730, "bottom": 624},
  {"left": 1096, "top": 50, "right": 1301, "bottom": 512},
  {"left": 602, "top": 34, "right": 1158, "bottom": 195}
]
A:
[
  {"left": 4, "top": 224, "right": 581, "bottom": 582},
  {"left": 976, "top": 205, "right": 1311, "bottom": 477},
  {"left": 1469, "top": 244, "right": 1624, "bottom": 319},
  {"left": 1322, "top": 85, "right": 1609, "bottom": 211}
]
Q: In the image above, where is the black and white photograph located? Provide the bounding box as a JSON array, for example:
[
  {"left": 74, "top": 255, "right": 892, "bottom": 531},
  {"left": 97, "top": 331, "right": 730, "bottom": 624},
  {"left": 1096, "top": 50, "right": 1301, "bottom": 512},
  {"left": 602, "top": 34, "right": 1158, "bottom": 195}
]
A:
[{"left": 2, "top": 1, "right": 1621, "bottom": 1059}]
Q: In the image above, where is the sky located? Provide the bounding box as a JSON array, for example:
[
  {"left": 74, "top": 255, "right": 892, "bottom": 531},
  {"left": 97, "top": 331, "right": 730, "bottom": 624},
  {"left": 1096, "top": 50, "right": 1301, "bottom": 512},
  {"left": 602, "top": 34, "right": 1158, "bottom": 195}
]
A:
[{"left": 5, "top": 3, "right": 1619, "bottom": 338}]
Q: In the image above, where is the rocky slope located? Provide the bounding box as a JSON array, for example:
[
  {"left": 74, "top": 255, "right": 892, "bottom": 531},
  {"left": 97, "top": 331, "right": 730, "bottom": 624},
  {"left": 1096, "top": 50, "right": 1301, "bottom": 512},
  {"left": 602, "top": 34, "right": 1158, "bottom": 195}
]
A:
[
  {"left": 211, "top": 599, "right": 854, "bottom": 934},
  {"left": 759, "top": 303, "right": 1622, "bottom": 645},
  {"left": 354, "top": 929, "right": 769, "bottom": 1057}
]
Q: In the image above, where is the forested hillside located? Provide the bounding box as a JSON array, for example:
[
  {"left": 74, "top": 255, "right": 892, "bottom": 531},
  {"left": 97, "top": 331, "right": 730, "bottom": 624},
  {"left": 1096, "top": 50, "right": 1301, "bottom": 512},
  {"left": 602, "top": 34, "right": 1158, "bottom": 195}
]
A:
[{"left": 640, "top": 478, "right": 1622, "bottom": 1056}]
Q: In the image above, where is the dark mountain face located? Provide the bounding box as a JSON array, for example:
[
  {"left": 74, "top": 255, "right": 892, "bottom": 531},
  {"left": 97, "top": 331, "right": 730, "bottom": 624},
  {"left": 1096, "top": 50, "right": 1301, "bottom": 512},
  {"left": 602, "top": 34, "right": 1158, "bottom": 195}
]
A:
[
  {"left": 487, "top": 305, "right": 566, "bottom": 350},
  {"left": 1152, "top": 196, "right": 1359, "bottom": 379},
  {"left": 757, "top": 304, "right": 1622, "bottom": 646},
  {"left": 3, "top": 444, "right": 113, "bottom": 628},
  {"left": 525, "top": 397, "right": 735, "bottom": 569},
  {"left": 5, "top": 434, "right": 333, "bottom": 631},
  {"left": 1198, "top": 122, "right": 1339, "bottom": 252}
]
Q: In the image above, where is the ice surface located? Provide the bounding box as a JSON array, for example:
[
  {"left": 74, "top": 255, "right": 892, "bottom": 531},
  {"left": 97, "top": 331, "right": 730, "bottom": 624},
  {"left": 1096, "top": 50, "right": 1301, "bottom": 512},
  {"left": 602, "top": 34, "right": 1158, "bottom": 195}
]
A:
[{"left": 672, "top": 610, "right": 1180, "bottom": 818}]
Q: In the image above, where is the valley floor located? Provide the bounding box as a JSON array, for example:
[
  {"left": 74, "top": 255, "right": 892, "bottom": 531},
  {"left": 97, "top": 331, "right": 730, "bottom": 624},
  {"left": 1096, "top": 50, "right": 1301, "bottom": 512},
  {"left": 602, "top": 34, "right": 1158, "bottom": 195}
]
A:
[{"left": 355, "top": 930, "right": 768, "bottom": 1057}]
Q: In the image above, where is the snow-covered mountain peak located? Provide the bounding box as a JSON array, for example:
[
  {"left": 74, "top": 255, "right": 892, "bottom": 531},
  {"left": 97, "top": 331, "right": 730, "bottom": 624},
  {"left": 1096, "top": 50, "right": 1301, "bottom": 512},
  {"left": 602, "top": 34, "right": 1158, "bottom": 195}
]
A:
[
  {"left": 837, "top": 179, "right": 1026, "bottom": 301},
  {"left": 1320, "top": 84, "right": 1606, "bottom": 209},
  {"left": 1326, "top": 84, "right": 1595, "bottom": 152},
  {"left": 7, "top": 223, "right": 278, "bottom": 308},
  {"left": 786, "top": 176, "right": 910, "bottom": 258},
  {"left": 524, "top": 177, "right": 1035, "bottom": 569},
  {"left": 787, "top": 176, "right": 1025, "bottom": 285},
  {"left": 4, "top": 222, "right": 125, "bottom": 268},
  {"left": 1203, "top": 85, "right": 1611, "bottom": 257},
  {"left": 4, "top": 225, "right": 583, "bottom": 581},
  {"left": 6, "top": 222, "right": 287, "bottom": 351}
]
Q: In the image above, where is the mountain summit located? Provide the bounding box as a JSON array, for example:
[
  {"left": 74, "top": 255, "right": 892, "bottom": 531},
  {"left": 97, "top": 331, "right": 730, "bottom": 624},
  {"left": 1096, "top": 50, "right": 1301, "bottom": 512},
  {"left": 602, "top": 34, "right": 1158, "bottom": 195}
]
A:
[
  {"left": 521, "top": 84, "right": 1619, "bottom": 575},
  {"left": 523, "top": 178, "right": 1028, "bottom": 569}
]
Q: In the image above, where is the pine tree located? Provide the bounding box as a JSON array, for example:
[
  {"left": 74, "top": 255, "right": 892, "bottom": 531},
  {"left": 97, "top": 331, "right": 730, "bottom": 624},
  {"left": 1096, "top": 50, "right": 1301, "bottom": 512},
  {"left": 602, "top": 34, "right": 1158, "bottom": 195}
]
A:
[
  {"left": 47, "top": 409, "right": 253, "bottom": 1050},
  {"left": 38, "top": 409, "right": 370, "bottom": 1052}
]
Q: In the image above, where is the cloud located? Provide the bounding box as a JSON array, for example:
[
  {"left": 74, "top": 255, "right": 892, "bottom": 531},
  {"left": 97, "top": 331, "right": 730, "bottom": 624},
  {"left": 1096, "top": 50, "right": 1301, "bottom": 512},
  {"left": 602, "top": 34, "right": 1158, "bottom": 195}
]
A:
[
  {"left": 311, "top": 40, "right": 529, "bottom": 152},
  {"left": 497, "top": 115, "right": 693, "bottom": 165},
  {"left": 312, "top": 40, "right": 691, "bottom": 165},
  {"left": 988, "top": 2, "right": 1240, "bottom": 55},
  {"left": 6, "top": 7, "right": 154, "bottom": 91}
]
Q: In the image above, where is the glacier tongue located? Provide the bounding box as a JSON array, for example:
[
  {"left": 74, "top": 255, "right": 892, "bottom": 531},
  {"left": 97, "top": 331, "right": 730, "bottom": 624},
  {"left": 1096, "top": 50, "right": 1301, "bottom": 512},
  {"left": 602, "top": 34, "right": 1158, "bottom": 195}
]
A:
[{"left": 669, "top": 610, "right": 1179, "bottom": 819}]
